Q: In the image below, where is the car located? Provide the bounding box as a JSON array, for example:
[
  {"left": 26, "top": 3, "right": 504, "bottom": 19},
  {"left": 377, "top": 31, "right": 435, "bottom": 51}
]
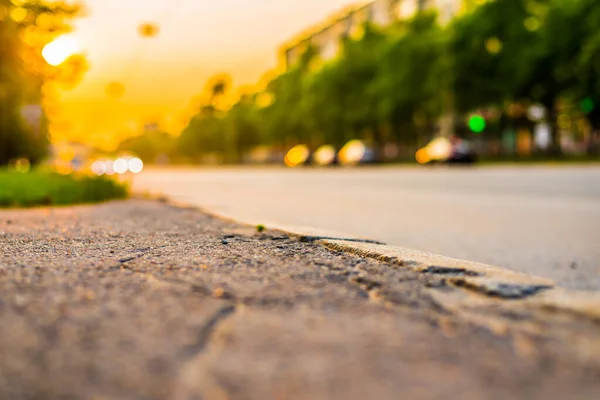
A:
[{"left": 447, "top": 136, "right": 477, "bottom": 164}]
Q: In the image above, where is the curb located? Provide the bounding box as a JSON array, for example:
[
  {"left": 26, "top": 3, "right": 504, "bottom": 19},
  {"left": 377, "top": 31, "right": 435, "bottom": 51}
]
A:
[
  {"left": 320, "top": 240, "right": 600, "bottom": 321},
  {"left": 138, "top": 193, "right": 600, "bottom": 322}
]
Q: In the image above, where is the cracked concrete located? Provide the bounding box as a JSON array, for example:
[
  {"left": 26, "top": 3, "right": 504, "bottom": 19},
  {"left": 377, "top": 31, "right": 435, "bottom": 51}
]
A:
[{"left": 1, "top": 200, "right": 599, "bottom": 399}]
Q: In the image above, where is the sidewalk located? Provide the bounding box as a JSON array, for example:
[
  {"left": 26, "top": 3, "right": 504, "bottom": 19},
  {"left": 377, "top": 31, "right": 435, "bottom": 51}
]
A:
[{"left": 1, "top": 200, "right": 599, "bottom": 399}]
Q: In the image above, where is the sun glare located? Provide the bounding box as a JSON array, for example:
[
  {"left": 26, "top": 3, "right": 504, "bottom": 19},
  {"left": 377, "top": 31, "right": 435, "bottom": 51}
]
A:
[{"left": 42, "top": 35, "right": 80, "bottom": 66}]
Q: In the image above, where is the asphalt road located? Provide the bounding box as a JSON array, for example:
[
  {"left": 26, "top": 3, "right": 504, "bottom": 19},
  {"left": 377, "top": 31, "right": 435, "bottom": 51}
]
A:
[{"left": 133, "top": 165, "right": 600, "bottom": 291}]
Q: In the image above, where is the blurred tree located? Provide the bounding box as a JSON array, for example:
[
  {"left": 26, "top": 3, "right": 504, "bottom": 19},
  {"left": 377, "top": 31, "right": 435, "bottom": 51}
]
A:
[
  {"left": 118, "top": 130, "right": 177, "bottom": 164},
  {"left": 224, "top": 95, "right": 261, "bottom": 162},
  {"left": 173, "top": 0, "right": 600, "bottom": 164},
  {"left": 260, "top": 47, "right": 315, "bottom": 148},
  {"left": 375, "top": 12, "right": 448, "bottom": 148},
  {"left": 333, "top": 25, "right": 387, "bottom": 156},
  {"left": 569, "top": 0, "right": 600, "bottom": 153},
  {"left": 451, "top": 0, "right": 543, "bottom": 112},
  {"left": 0, "top": 0, "right": 87, "bottom": 166},
  {"left": 178, "top": 74, "right": 233, "bottom": 162},
  {"left": 450, "top": 0, "right": 590, "bottom": 154},
  {"left": 302, "top": 62, "right": 350, "bottom": 148}
]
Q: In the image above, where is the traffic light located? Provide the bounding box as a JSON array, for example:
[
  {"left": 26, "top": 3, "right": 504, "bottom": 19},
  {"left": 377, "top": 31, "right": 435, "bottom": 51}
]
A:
[{"left": 468, "top": 115, "right": 486, "bottom": 133}]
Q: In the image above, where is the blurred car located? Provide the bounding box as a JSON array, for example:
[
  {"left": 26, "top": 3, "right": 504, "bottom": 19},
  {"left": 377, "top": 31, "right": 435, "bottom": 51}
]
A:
[
  {"left": 416, "top": 136, "right": 477, "bottom": 165},
  {"left": 447, "top": 136, "right": 477, "bottom": 164}
]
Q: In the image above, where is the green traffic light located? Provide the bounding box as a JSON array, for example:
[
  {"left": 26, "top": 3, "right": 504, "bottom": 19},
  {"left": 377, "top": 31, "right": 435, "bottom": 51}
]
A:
[{"left": 468, "top": 115, "right": 486, "bottom": 133}]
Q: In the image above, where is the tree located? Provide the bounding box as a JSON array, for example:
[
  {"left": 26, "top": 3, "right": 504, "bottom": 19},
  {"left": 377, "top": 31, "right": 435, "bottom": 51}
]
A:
[
  {"left": 224, "top": 95, "right": 261, "bottom": 162},
  {"left": 0, "top": 0, "right": 87, "bottom": 166},
  {"left": 451, "top": 0, "right": 544, "bottom": 112},
  {"left": 569, "top": 0, "right": 600, "bottom": 153},
  {"left": 338, "top": 25, "right": 388, "bottom": 154},
  {"left": 260, "top": 50, "right": 314, "bottom": 148},
  {"left": 118, "top": 130, "right": 177, "bottom": 164},
  {"left": 375, "top": 12, "right": 448, "bottom": 147}
]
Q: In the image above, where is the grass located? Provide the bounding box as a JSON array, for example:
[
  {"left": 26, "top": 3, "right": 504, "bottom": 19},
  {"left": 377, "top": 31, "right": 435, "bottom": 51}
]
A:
[{"left": 0, "top": 170, "right": 129, "bottom": 208}]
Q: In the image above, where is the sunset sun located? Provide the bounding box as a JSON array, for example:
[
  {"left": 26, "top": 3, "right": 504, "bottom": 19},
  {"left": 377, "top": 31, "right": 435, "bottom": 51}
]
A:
[{"left": 42, "top": 35, "right": 80, "bottom": 66}]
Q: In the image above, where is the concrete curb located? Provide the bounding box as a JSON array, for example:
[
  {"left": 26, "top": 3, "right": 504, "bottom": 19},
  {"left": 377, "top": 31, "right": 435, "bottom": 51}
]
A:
[
  {"left": 320, "top": 240, "right": 600, "bottom": 321},
  {"left": 138, "top": 193, "right": 600, "bottom": 322}
]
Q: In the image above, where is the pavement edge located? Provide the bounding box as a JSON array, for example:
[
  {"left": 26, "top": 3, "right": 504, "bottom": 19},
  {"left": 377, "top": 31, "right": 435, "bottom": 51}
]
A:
[{"left": 138, "top": 193, "right": 600, "bottom": 321}]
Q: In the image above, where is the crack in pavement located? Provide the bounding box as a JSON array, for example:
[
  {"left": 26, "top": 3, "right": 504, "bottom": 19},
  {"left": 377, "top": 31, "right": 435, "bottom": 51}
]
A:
[
  {"left": 178, "top": 305, "right": 237, "bottom": 361},
  {"left": 300, "top": 236, "right": 386, "bottom": 245},
  {"left": 107, "top": 245, "right": 168, "bottom": 271}
]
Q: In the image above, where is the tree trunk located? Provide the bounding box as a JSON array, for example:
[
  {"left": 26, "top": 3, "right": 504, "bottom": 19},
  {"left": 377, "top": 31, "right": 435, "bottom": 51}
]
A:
[{"left": 543, "top": 99, "right": 562, "bottom": 157}]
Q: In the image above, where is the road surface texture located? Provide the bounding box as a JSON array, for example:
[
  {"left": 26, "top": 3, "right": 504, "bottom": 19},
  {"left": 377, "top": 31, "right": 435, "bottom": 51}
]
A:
[
  {"left": 134, "top": 166, "right": 600, "bottom": 291},
  {"left": 1, "top": 200, "right": 600, "bottom": 399}
]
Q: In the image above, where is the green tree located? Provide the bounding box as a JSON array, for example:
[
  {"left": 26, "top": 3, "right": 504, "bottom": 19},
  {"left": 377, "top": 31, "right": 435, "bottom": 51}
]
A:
[
  {"left": 261, "top": 48, "right": 315, "bottom": 149},
  {"left": 224, "top": 95, "right": 261, "bottom": 162},
  {"left": 569, "top": 0, "right": 600, "bottom": 152},
  {"left": 375, "top": 12, "right": 448, "bottom": 148},
  {"left": 0, "top": 0, "right": 86, "bottom": 166},
  {"left": 118, "top": 130, "right": 177, "bottom": 164}
]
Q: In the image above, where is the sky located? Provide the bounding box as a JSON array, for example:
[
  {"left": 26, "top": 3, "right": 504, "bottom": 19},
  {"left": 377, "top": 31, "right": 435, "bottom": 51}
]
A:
[{"left": 54, "top": 0, "right": 360, "bottom": 149}]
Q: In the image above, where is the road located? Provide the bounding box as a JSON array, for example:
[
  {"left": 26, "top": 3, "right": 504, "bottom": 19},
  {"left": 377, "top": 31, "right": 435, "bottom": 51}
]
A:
[{"left": 133, "top": 165, "right": 600, "bottom": 291}]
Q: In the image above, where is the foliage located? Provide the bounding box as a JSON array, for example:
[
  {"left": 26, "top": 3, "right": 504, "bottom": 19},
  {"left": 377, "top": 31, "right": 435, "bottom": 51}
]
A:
[
  {"left": 0, "top": 170, "right": 128, "bottom": 207},
  {"left": 176, "top": 0, "right": 600, "bottom": 163},
  {"left": 0, "top": 0, "right": 87, "bottom": 166},
  {"left": 118, "top": 130, "right": 178, "bottom": 164}
]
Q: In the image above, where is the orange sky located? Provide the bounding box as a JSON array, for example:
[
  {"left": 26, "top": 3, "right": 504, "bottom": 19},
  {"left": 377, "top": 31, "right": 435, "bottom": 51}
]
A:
[{"left": 53, "top": 0, "right": 360, "bottom": 149}]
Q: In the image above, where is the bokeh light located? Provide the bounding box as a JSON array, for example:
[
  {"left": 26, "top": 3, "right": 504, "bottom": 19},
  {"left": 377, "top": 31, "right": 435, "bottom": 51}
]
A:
[
  {"left": 113, "top": 158, "right": 128, "bottom": 174},
  {"left": 527, "top": 104, "right": 546, "bottom": 121},
  {"left": 339, "top": 140, "right": 366, "bottom": 165},
  {"left": 557, "top": 114, "right": 571, "bottom": 130},
  {"left": 485, "top": 37, "right": 503, "bottom": 54},
  {"left": 128, "top": 157, "right": 144, "bottom": 174},
  {"left": 139, "top": 23, "right": 160, "bottom": 38},
  {"left": 524, "top": 17, "right": 540, "bottom": 32},
  {"left": 10, "top": 7, "right": 27, "bottom": 22},
  {"left": 42, "top": 35, "right": 80, "bottom": 66},
  {"left": 415, "top": 137, "right": 453, "bottom": 164},
  {"left": 314, "top": 145, "right": 336, "bottom": 166},
  {"left": 468, "top": 115, "right": 486, "bottom": 133},
  {"left": 91, "top": 160, "right": 107, "bottom": 176},
  {"left": 104, "top": 160, "right": 115, "bottom": 176},
  {"left": 426, "top": 137, "right": 452, "bottom": 160},
  {"left": 581, "top": 98, "right": 595, "bottom": 114},
  {"left": 284, "top": 145, "right": 310, "bottom": 167},
  {"left": 415, "top": 149, "right": 430, "bottom": 164}
]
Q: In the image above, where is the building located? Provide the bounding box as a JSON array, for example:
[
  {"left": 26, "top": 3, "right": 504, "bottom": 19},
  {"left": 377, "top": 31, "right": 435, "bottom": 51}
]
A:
[{"left": 279, "top": 0, "right": 463, "bottom": 70}]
